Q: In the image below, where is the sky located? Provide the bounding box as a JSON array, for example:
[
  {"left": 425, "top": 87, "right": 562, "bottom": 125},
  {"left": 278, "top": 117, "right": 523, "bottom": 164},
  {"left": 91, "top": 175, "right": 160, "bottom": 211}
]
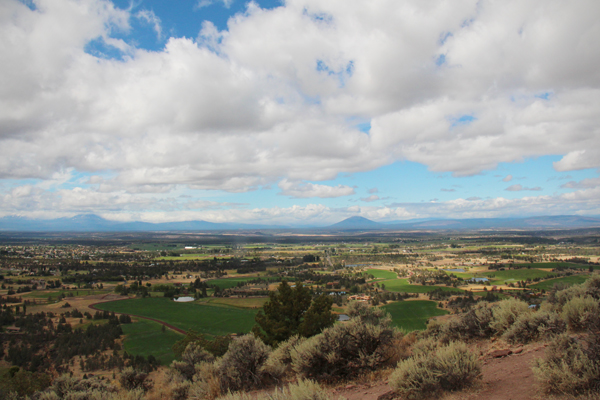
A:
[{"left": 1, "top": 0, "right": 600, "bottom": 227}]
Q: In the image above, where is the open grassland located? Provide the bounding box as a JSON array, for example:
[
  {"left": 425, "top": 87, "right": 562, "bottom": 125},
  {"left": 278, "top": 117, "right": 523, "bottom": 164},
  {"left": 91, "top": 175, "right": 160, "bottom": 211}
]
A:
[
  {"left": 483, "top": 268, "right": 555, "bottom": 284},
  {"left": 366, "top": 269, "right": 397, "bottom": 280},
  {"left": 530, "top": 274, "right": 591, "bottom": 290},
  {"left": 380, "top": 278, "right": 464, "bottom": 294},
  {"left": 94, "top": 297, "right": 257, "bottom": 337},
  {"left": 121, "top": 319, "right": 183, "bottom": 365},
  {"left": 383, "top": 300, "right": 448, "bottom": 331}
]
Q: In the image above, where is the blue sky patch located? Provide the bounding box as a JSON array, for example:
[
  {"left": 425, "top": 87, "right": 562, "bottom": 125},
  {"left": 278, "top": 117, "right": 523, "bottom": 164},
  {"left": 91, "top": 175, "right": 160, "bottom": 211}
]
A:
[
  {"left": 439, "top": 32, "right": 453, "bottom": 45},
  {"left": 535, "top": 92, "right": 552, "bottom": 100},
  {"left": 435, "top": 54, "right": 446, "bottom": 66},
  {"left": 450, "top": 114, "right": 476, "bottom": 128},
  {"left": 356, "top": 122, "right": 371, "bottom": 134},
  {"left": 84, "top": 37, "right": 127, "bottom": 60}
]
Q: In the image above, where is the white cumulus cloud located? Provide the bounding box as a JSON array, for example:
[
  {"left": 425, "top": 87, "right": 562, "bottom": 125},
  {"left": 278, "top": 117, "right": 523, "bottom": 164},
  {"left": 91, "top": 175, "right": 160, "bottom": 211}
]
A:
[
  {"left": 278, "top": 179, "right": 355, "bottom": 198},
  {"left": 1, "top": 0, "right": 600, "bottom": 220}
]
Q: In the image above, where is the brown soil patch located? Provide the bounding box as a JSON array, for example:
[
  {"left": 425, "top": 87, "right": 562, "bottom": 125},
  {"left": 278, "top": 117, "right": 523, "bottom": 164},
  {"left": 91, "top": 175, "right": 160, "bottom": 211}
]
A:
[
  {"left": 332, "top": 381, "right": 394, "bottom": 400},
  {"left": 26, "top": 293, "right": 130, "bottom": 317},
  {"left": 452, "top": 344, "right": 546, "bottom": 400}
]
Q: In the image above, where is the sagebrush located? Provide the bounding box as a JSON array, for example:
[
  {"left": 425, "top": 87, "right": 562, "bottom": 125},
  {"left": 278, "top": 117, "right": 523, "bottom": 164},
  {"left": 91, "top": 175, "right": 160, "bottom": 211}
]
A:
[
  {"left": 532, "top": 333, "right": 600, "bottom": 395},
  {"left": 389, "top": 341, "right": 481, "bottom": 399},
  {"left": 291, "top": 316, "right": 398, "bottom": 380}
]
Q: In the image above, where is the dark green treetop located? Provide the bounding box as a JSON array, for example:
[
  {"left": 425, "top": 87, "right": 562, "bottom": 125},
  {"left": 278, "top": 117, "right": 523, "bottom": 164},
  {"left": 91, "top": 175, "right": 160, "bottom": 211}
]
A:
[{"left": 252, "top": 280, "right": 335, "bottom": 346}]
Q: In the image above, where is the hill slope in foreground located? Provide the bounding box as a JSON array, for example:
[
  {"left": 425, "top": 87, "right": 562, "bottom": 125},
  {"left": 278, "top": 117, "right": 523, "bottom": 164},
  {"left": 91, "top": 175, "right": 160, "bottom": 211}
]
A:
[{"left": 332, "top": 341, "right": 546, "bottom": 400}]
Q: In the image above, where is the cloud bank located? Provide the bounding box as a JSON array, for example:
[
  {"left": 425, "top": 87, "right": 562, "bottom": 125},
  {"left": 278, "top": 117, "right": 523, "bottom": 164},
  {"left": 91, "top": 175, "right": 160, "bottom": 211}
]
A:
[{"left": 1, "top": 0, "right": 599, "bottom": 223}]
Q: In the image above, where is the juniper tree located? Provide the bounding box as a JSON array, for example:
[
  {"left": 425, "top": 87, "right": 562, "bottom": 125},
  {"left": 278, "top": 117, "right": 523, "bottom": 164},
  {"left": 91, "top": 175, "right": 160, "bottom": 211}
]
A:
[{"left": 253, "top": 280, "right": 335, "bottom": 346}]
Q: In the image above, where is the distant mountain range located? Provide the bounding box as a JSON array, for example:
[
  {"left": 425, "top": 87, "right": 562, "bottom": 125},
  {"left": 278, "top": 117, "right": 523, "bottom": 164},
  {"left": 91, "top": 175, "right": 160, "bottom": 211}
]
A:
[
  {"left": 0, "top": 214, "right": 285, "bottom": 232},
  {"left": 326, "top": 215, "right": 600, "bottom": 231},
  {"left": 1, "top": 214, "right": 600, "bottom": 232}
]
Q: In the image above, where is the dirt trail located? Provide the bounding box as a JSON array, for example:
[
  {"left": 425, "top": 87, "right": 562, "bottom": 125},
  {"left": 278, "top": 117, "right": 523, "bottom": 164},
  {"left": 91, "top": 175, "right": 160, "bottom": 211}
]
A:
[{"left": 467, "top": 345, "right": 545, "bottom": 400}]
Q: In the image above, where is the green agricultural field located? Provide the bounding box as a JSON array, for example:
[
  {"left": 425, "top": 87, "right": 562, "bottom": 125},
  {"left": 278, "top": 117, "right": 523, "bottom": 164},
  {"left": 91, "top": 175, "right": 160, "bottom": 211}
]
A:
[
  {"left": 380, "top": 278, "right": 464, "bottom": 294},
  {"left": 383, "top": 300, "right": 448, "bottom": 331},
  {"left": 366, "top": 269, "right": 397, "bottom": 280},
  {"left": 94, "top": 297, "right": 257, "bottom": 337},
  {"left": 483, "top": 268, "right": 554, "bottom": 284},
  {"left": 121, "top": 319, "right": 183, "bottom": 365},
  {"left": 530, "top": 275, "right": 591, "bottom": 290}
]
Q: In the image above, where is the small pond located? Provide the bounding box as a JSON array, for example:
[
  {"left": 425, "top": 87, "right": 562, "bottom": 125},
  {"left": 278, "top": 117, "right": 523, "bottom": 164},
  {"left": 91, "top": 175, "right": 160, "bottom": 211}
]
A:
[
  {"left": 173, "top": 296, "right": 195, "bottom": 302},
  {"left": 469, "top": 277, "right": 489, "bottom": 283}
]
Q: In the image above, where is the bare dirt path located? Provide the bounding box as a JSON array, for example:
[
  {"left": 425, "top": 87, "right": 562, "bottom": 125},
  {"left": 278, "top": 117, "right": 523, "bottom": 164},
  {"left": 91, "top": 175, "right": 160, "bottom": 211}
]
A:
[{"left": 467, "top": 345, "right": 545, "bottom": 400}]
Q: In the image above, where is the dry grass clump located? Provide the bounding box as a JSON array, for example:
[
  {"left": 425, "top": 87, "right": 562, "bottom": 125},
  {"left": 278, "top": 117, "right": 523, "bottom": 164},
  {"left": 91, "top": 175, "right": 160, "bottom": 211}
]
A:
[
  {"left": 264, "top": 379, "right": 336, "bottom": 400},
  {"left": 216, "top": 379, "right": 337, "bottom": 400},
  {"left": 35, "top": 374, "right": 129, "bottom": 400},
  {"left": 389, "top": 341, "right": 481, "bottom": 399}
]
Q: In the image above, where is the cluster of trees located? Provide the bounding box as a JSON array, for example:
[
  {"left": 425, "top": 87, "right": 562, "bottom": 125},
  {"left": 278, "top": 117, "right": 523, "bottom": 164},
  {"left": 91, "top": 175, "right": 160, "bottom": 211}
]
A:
[
  {"left": 444, "top": 291, "right": 501, "bottom": 313},
  {"left": 286, "top": 269, "right": 367, "bottom": 289},
  {"left": 0, "top": 307, "right": 149, "bottom": 376},
  {"left": 57, "top": 256, "right": 304, "bottom": 288},
  {"left": 115, "top": 278, "right": 218, "bottom": 298},
  {"left": 0, "top": 295, "right": 23, "bottom": 304},
  {"left": 409, "top": 269, "right": 466, "bottom": 287},
  {"left": 370, "top": 291, "right": 418, "bottom": 306},
  {"left": 427, "top": 287, "right": 465, "bottom": 301}
]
